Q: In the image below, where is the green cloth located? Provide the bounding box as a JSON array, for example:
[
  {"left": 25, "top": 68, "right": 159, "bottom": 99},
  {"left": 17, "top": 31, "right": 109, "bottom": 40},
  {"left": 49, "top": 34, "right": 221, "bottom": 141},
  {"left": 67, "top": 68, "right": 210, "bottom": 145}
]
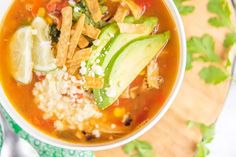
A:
[{"left": 0, "top": 105, "right": 94, "bottom": 157}]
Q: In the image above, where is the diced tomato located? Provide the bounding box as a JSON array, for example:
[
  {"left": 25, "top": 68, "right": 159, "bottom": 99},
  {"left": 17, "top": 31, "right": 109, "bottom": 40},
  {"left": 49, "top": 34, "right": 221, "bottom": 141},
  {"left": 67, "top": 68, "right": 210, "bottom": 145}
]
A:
[
  {"left": 37, "top": 75, "right": 46, "bottom": 81},
  {"left": 46, "top": 0, "right": 68, "bottom": 14},
  {"left": 131, "top": 76, "right": 143, "bottom": 87},
  {"left": 135, "top": 0, "right": 152, "bottom": 11},
  {"left": 75, "top": 93, "right": 84, "bottom": 99}
]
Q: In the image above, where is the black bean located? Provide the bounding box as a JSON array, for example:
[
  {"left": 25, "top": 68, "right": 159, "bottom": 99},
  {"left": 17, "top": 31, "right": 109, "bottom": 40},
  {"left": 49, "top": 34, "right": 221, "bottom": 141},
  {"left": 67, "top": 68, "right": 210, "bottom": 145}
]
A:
[
  {"left": 124, "top": 117, "right": 133, "bottom": 126},
  {"left": 85, "top": 134, "right": 95, "bottom": 141}
]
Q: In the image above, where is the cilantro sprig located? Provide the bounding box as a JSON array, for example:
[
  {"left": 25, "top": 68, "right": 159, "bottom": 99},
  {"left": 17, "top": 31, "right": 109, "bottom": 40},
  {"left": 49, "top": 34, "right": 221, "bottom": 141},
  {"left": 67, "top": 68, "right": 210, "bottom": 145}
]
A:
[
  {"left": 187, "top": 121, "right": 215, "bottom": 157},
  {"left": 173, "top": 0, "right": 195, "bottom": 15},
  {"left": 207, "top": 0, "right": 232, "bottom": 28},
  {"left": 199, "top": 66, "right": 229, "bottom": 84},
  {"left": 208, "top": 0, "right": 236, "bottom": 48},
  {"left": 187, "top": 34, "right": 220, "bottom": 64},
  {"left": 123, "top": 140, "right": 154, "bottom": 157},
  {"left": 187, "top": 34, "right": 229, "bottom": 84}
]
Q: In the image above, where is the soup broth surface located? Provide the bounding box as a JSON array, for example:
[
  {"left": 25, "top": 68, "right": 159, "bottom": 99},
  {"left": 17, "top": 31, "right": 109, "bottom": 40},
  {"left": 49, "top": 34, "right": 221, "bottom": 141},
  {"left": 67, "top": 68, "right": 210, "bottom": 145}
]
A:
[{"left": 0, "top": 0, "right": 179, "bottom": 144}]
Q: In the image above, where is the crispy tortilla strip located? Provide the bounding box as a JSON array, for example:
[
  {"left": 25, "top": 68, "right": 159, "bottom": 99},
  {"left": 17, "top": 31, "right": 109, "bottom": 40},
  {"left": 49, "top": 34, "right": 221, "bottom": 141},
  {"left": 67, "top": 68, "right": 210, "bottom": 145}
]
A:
[
  {"left": 123, "top": 0, "right": 143, "bottom": 19},
  {"left": 117, "top": 23, "right": 146, "bottom": 34},
  {"left": 84, "top": 76, "right": 104, "bottom": 89},
  {"left": 76, "top": 75, "right": 104, "bottom": 89},
  {"left": 68, "top": 65, "right": 80, "bottom": 74},
  {"left": 67, "top": 14, "right": 85, "bottom": 59},
  {"left": 67, "top": 48, "right": 92, "bottom": 67},
  {"left": 56, "top": 6, "right": 73, "bottom": 67},
  {"left": 73, "top": 48, "right": 92, "bottom": 60},
  {"left": 82, "top": 24, "right": 101, "bottom": 39},
  {"left": 78, "top": 35, "right": 90, "bottom": 48},
  {"left": 113, "top": 5, "right": 130, "bottom": 22},
  {"left": 111, "top": 0, "right": 143, "bottom": 19},
  {"left": 147, "top": 60, "right": 163, "bottom": 89},
  {"left": 85, "top": 0, "right": 103, "bottom": 22}
]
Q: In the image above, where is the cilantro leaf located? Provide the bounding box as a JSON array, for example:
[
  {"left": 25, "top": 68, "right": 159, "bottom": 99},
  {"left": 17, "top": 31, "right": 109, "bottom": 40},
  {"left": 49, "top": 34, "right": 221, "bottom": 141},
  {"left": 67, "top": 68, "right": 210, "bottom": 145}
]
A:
[
  {"left": 173, "top": 0, "right": 195, "bottom": 15},
  {"left": 187, "top": 121, "right": 215, "bottom": 143},
  {"left": 224, "top": 32, "right": 236, "bottom": 48},
  {"left": 207, "top": 0, "right": 232, "bottom": 28},
  {"left": 49, "top": 24, "right": 60, "bottom": 43},
  {"left": 187, "top": 121, "right": 215, "bottom": 157},
  {"left": 123, "top": 140, "right": 154, "bottom": 157},
  {"left": 194, "top": 143, "right": 210, "bottom": 157},
  {"left": 186, "top": 52, "right": 193, "bottom": 70},
  {"left": 199, "top": 66, "right": 228, "bottom": 84},
  {"left": 187, "top": 34, "right": 220, "bottom": 64}
]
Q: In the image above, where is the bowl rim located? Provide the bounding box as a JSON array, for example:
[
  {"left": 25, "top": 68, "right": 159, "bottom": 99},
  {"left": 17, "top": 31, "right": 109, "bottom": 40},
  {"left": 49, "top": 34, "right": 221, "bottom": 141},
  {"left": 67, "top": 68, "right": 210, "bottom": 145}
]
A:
[{"left": 0, "top": 0, "right": 186, "bottom": 151}]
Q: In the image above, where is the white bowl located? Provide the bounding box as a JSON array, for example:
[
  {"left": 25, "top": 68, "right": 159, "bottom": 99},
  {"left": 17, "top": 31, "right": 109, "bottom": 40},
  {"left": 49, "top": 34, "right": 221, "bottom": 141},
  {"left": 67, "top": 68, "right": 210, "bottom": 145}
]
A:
[{"left": 0, "top": 0, "right": 186, "bottom": 151}]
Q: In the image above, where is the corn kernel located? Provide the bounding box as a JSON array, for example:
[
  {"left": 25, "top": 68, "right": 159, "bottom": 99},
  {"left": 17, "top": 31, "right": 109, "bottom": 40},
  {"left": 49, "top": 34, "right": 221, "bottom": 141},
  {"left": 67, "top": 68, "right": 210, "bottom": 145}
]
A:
[
  {"left": 46, "top": 16, "right": 53, "bottom": 25},
  {"left": 37, "top": 7, "right": 46, "bottom": 17},
  {"left": 139, "top": 68, "right": 146, "bottom": 76},
  {"left": 113, "top": 107, "right": 126, "bottom": 118}
]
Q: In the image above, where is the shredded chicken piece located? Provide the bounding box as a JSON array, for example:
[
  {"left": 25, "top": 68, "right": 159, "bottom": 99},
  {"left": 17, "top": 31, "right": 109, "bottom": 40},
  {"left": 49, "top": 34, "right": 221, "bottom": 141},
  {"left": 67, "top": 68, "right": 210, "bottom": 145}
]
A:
[{"left": 147, "top": 59, "right": 163, "bottom": 89}]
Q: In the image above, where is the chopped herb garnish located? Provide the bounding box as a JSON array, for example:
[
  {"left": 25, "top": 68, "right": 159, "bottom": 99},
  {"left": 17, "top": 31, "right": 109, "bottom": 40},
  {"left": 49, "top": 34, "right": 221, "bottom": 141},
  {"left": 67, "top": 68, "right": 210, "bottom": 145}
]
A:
[
  {"left": 49, "top": 24, "right": 61, "bottom": 43},
  {"left": 224, "top": 32, "right": 236, "bottom": 48},
  {"left": 123, "top": 140, "right": 154, "bottom": 157},
  {"left": 173, "top": 0, "right": 195, "bottom": 15},
  {"left": 199, "top": 66, "right": 229, "bottom": 84},
  {"left": 207, "top": 0, "right": 232, "bottom": 28},
  {"left": 186, "top": 34, "right": 220, "bottom": 70},
  {"left": 70, "top": 0, "right": 107, "bottom": 28},
  {"left": 207, "top": 0, "right": 236, "bottom": 48},
  {"left": 187, "top": 121, "right": 215, "bottom": 157},
  {"left": 186, "top": 34, "right": 229, "bottom": 84}
]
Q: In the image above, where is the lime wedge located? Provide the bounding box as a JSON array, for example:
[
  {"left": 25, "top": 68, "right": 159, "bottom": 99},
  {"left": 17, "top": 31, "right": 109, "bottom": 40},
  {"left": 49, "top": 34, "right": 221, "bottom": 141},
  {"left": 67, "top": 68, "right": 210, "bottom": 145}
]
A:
[
  {"left": 10, "top": 26, "right": 33, "bottom": 84},
  {"left": 31, "top": 17, "right": 57, "bottom": 72}
]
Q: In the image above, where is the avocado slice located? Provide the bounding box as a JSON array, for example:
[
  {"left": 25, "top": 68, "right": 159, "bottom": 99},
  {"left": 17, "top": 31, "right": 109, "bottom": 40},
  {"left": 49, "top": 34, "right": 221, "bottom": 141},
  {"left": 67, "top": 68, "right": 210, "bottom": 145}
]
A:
[
  {"left": 97, "top": 17, "right": 158, "bottom": 69},
  {"left": 94, "top": 32, "right": 170, "bottom": 109},
  {"left": 87, "top": 23, "right": 119, "bottom": 66}
]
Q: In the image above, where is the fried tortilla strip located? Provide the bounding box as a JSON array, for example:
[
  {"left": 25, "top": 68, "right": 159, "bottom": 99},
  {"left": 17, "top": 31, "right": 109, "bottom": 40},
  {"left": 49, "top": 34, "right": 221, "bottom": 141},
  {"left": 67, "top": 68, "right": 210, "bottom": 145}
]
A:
[
  {"left": 113, "top": 5, "right": 130, "bottom": 22},
  {"left": 111, "top": 0, "right": 143, "bottom": 19},
  {"left": 67, "top": 48, "right": 92, "bottom": 67},
  {"left": 76, "top": 75, "right": 104, "bottom": 89},
  {"left": 67, "top": 14, "right": 85, "bottom": 59},
  {"left": 147, "top": 59, "right": 163, "bottom": 89},
  {"left": 68, "top": 65, "right": 80, "bottom": 74},
  {"left": 117, "top": 23, "right": 146, "bottom": 34},
  {"left": 85, "top": 0, "right": 103, "bottom": 22},
  {"left": 123, "top": 0, "right": 143, "bottom": 19},
  {"left": 56, "top": 6, "right": 73, "bottom": 67},
  {"left": 82, "top": 24, "right": 101, "bottom": 39},
  {"left": 84, "top": 76, "right": 104, "bottom": 89},
  {"left": 78, "top": 35, "right": 90, "bottom": 48}
]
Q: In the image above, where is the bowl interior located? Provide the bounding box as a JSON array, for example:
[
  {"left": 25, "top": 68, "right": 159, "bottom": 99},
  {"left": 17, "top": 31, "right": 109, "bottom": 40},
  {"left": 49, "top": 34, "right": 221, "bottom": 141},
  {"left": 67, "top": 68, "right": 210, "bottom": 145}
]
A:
[{"left": 0, "top": 0, "right": 186, "bottom": 151}]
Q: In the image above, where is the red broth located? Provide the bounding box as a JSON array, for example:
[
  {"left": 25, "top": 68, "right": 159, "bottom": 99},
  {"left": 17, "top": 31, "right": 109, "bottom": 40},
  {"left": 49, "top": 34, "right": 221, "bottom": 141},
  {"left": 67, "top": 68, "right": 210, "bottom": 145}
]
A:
[{"left": 0, "top": 0, "right": 179, "bottom": 143}]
